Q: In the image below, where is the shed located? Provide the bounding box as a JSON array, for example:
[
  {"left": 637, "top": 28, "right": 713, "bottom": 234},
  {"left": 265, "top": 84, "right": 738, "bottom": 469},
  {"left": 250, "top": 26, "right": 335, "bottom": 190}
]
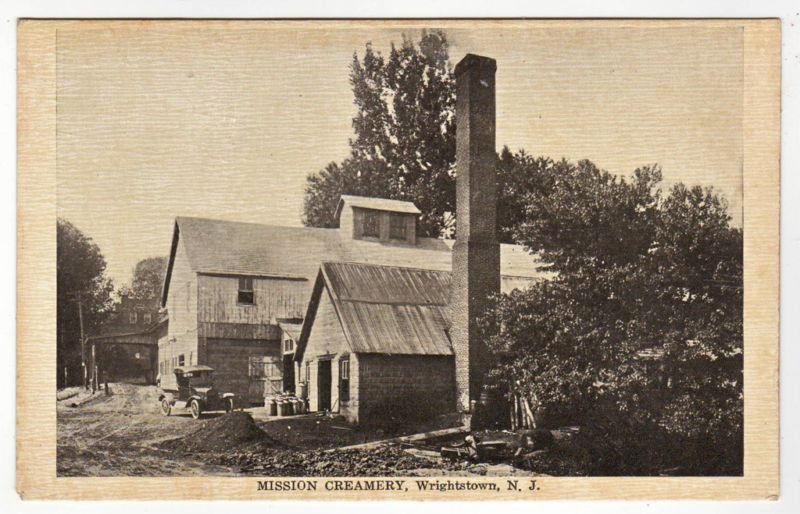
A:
[{"left": 296, "top": 261, "right": 456, "bottom": 424}]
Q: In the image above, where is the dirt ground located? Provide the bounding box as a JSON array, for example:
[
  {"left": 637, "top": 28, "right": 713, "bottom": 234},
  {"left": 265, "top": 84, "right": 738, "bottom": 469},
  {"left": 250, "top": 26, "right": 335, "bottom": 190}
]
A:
[
  {"left": 57, "top": 383, "right": 523, "bottom": 477},
  {"left": 254, "top": 414, "right": 460, "bottom": 450},
  {"left": 57, "top": 383, "right": 238, "bottom": 476}
]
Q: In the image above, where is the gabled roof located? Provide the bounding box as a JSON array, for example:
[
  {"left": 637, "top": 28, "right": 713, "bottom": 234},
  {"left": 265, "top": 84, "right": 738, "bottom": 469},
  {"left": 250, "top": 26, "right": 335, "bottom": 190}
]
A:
[
  {"left": 162, "top": 215, "right": 550, "bottom": 307},
  {"left": 175, "top": 216, "right": 340, "bottom": 278},
  {"left": 297, "top": 262, "right": 454, "bottom": 359},
  {"left": 161, "top": 217, "right": 342, "bottom": 306},
  {"left": 334, "top": 195, "right": 422, "bottom": 221}
]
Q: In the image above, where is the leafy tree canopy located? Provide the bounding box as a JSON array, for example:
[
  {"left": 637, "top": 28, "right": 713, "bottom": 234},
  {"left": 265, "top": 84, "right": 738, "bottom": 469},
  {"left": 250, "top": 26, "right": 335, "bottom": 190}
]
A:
[
  {"left": 57, "top": 218, "right": 115, "bottom": 386},
  {"left": 303, "top": 30, "right": 456, "bottom": 237},
  {"left": 119, "top": 256, "right": 168, "bottom": 302},
  {"left": 301, "top": 31, "right": 743, "bottom": 475},
  {"left": 482, "top": 156, "right": 743, "bottom": 475},
  {"left": 302, "top": 33, "right": 590, "bottom": 243}
]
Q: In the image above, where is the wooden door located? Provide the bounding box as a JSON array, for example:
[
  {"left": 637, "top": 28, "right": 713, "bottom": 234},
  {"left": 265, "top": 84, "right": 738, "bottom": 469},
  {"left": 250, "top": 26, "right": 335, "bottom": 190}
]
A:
[
  {"left": 247, "top": 355, "right": 282, "bottom": 402},
  {"left": 317, "top": 360, "right": 332, "bottom": 411}
]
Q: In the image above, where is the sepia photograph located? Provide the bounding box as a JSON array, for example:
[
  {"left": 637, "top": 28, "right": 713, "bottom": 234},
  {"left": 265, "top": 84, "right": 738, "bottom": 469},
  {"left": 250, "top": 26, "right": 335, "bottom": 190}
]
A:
[{"left": 15, "top": 17, "right": 780, "bottom": 501}]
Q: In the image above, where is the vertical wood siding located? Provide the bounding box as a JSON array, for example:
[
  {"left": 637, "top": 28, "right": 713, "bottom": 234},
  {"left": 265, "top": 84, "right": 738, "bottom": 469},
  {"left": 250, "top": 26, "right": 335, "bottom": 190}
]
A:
[
  {"left": 206, "top": 338, "right": 281, "bottom": 403},
  {"left": 197, "top": 274, "right": 309, "bottom": 324}
]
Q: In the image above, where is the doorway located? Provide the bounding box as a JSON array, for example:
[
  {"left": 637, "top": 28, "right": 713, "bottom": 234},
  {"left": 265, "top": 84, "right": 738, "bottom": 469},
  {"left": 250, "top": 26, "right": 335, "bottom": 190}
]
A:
[
  {"left": 317, "top": 360, "right": 332, "bottom": 411},
  {"left": 283, "top": 355, "right": 295, "bottom": 394}
]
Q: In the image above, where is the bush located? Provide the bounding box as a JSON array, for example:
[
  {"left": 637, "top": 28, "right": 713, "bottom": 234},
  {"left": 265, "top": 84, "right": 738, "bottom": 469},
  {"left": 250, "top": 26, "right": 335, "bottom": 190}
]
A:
[{"left": 542, "top": 403, "right": 743, "bottom": 476}]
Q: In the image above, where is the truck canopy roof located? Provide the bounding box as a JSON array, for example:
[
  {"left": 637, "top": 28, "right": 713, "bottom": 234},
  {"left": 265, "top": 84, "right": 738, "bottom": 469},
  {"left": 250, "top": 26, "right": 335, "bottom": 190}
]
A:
[{"left": 174, "top": 365, "right": 214, "bottom": 374}]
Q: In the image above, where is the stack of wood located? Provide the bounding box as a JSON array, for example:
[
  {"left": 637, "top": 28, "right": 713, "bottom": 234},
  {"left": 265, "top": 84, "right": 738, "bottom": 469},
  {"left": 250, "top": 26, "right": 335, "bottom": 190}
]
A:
[{"left": 509, "top": 391, "right": 537, "bottom": 430}]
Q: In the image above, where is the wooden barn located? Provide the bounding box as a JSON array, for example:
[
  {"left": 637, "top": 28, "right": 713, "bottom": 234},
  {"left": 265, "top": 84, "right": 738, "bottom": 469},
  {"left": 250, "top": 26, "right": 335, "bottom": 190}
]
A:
[
  {"left": 159, "top": 54, "right": 542, "bottom": 421},
  {"left": 91, "top": 295, "right": 166, "bottom": 385},
  {"left": 158, "top": 205, "right": 542, "bottom": 404}
]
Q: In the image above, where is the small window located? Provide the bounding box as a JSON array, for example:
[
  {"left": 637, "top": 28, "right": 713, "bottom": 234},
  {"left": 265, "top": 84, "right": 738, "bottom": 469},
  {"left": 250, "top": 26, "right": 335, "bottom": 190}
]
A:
[
  {"left": 238, "top": 277, "right": 254, "bottom": 304},
  {"left": 305, "top": 361, "right": 311, "bottom": 382},
  {"left": 389, "top": 213, "right": 406, "bottom": 240},
  {"left": 363, "top": 210, "right": 380, "bottom": 238},
  {"left": 339, "top": 358, "right": 350, "bottom": 402},
  {"left": 143, "top": 312, "right": 152, "bottom": 324},
  {"left": 178, "top": 354, "right": 185, "bottom": 366},
  {"left": 129, "top": 311, "right": 137, "bottom": 324},
  {"left": 189, "top": 351, "right": 193, "bottom": 365},
  {"left": 284, "top": 337, "right": 294, "bottom": 353}
]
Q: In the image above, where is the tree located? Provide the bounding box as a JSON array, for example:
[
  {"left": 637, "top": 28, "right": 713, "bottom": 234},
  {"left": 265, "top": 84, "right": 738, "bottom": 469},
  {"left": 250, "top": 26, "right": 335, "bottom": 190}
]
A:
[
  {"left": 120, "top": 256, "right": 168, "bottom": 302},
  {"left": 483, "top": 160, "right": 743, "bottom": 475},
  {"left": 301, "top": 33, "right": 557, "bottom": 242},
  {"left": 303, "top": 30, "right": 457, "bottom": 237},
  {"left": 57, "top": 219, "right": 114, "bottom": 387}
]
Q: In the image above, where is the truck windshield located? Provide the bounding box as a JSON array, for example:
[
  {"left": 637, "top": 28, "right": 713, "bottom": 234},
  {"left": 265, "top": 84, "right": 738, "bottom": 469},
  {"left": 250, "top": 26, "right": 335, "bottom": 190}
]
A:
[{"left": 189, "top": 374, "right": 213, "bottom": 387}]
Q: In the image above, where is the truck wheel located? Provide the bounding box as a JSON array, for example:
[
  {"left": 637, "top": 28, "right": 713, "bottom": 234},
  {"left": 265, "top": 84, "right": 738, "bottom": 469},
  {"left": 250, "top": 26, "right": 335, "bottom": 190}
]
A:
[
  {"left": 225, "top": 398, "right": 234, "bottom": 413},
  {"left": 190, "top": 399, "right": 201, "bottom": 420},
  {"left": 161, "top": 399, "right": 171, "bottom": 416}
]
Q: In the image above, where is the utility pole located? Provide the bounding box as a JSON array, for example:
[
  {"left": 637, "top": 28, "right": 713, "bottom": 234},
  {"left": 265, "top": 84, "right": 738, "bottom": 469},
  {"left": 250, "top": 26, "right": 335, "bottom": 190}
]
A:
[
  {"left": 76, "top": 291, "right": 87, "bottom": 390},
  {"left": 91, "top": 342, "right": 97, "bottom": 393}
]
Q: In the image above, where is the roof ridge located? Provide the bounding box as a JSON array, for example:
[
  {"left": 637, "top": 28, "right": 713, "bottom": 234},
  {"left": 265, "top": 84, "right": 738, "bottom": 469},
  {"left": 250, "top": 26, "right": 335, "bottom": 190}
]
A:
[
  {"left": 176, "top": 215, "right": 337, "bottom": 234},
  {"left": 320, "top": 260, "right": 539, "bottom": 280},
  {"left": 339, "top": 193, "right": 416, "bottom": 202},
  {"left": 321, "top": 260, "right": 452, "bottom": 275}
]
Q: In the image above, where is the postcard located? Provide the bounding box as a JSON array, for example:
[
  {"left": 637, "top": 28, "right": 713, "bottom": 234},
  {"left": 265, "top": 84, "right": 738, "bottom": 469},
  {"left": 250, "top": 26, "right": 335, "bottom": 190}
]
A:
[{"left": 16, "top": 19, "right": 780, "bottom": 500}]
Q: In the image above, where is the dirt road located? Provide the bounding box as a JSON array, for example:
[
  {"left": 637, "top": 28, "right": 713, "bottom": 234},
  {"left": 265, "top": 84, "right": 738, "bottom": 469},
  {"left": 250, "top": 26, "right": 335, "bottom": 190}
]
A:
[
  {"left": 57, "top": 383, "right": 535, "bottom": 477},
  {"left": 57, "top": 383, "right": 236, "bottom": 476}
]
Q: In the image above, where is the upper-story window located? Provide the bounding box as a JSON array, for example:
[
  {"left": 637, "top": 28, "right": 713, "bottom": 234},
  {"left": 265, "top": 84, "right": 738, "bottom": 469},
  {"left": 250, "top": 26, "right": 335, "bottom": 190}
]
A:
[
  {"left": 389, "top": 213, "right": 406, "bottom": 240},
  {"left": 363, "top": 210, "right": 380, "bottom": 238},
  {"left": 284, "top": 337, "right": 294, "bottom": 353},
  {"left": 129, "top": 311, "right": 137, "bottom": 324},
  {"left": 143, "top": 312, "right": 152, "bottom": 324},
  {"left": 238, "top": 277, "right": 254, "bottom": 305}
]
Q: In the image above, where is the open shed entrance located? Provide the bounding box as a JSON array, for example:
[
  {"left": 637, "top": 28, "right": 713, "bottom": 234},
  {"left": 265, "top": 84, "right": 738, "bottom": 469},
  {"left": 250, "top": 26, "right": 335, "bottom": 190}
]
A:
[
  {"left": 317, "top": 360, "right": 332, "bottom": 411},
  {"left": 282, "top": 355, "right": 295, "bottom": 394}
]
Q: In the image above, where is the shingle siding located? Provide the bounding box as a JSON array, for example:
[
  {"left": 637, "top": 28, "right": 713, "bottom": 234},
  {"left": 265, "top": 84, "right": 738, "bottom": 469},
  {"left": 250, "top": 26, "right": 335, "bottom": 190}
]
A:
[{"left": 357, "top": 354, "right": 455, "bottom": 424}]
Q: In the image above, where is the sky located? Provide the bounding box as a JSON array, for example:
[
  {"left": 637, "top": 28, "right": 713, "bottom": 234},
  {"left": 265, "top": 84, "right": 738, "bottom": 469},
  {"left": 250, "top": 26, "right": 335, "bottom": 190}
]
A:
[{"left": 55, "top": 21, "right": 744, "bottom": 287}]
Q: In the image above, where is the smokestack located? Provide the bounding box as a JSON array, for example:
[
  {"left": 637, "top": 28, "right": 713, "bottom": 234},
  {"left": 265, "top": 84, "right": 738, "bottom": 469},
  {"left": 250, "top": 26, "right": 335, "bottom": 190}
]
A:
[{"left": 451, "top": 54, "right": 500, "bottom": 415}]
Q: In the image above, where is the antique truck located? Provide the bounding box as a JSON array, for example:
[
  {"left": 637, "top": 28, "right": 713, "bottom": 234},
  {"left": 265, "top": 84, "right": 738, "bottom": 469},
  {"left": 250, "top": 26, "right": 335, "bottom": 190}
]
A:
[{"left": 158, "top": 365, "right": 237, "bottom": 419}]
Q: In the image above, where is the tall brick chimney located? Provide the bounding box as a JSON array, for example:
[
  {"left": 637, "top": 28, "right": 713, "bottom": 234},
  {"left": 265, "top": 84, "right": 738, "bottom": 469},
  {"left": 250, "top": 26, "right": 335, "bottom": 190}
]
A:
[{"left": 450, "top": 54, "right": 500, "bottom": 415}]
